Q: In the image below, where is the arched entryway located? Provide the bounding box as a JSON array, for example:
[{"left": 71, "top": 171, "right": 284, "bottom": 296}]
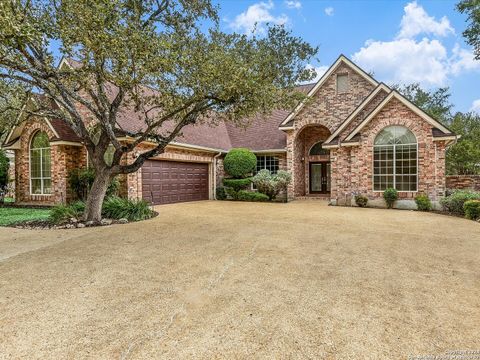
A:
[{"left": 293, "top": 125, "right": 331, "bottom": 197}]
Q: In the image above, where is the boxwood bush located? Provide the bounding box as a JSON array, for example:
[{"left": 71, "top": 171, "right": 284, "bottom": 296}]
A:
[
  {"left": 216, "top": 186, "right": 227, "bottom": 200},
  {"left": 383, "top": 188, "right": 398, "bottom": 209},
  {"left": 237, "top": 190, "right": 269, "bottom": 202},
  {"left": 463, "top": 200, "right": 480, "bottom": 220},
  {"left": 223, "top": 148, "right": 256, "bottom": 178},
  {"left": 440, "top": 190, "right": 480, "bottom": 216},
  {"left": 415, "top": 194, "right": 432, "bottom": 211},
  {"left": 354, "top": 194, "right": 368, "bottom": 208}
]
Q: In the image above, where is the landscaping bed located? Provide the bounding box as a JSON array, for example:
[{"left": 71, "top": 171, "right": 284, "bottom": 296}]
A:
[{"left": 1, "top": 196, "right": 157, "bottom": 229}]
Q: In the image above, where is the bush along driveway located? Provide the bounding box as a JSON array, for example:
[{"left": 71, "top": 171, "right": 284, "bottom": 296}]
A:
[{"left": 0, "top": 200, "right": 479, "bottom": 359}]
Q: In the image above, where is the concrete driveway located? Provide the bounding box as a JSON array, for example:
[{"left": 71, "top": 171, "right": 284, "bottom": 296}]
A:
[{"left": 0, "top": 201, "right": 479, "bottom": 359}]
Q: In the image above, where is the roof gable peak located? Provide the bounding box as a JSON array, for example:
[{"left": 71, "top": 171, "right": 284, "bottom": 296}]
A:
[{"left": 279, "top": 54, "right": 379, "bottom": 129}]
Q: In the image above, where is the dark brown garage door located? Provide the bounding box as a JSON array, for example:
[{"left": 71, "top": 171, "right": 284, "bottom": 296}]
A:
[{"left": 142, "top": 160, "right": 209, "bottom": 205}]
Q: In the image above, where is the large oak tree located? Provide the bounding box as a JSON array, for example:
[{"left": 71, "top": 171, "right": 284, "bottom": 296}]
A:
[{"left": 0, "top": 0, "right": 317, "bottom": 221}]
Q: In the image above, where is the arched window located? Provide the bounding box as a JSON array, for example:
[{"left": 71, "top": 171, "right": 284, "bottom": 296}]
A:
[
  {"left": 373, "top": 126, "right": 417, "bottom": 191},
  {"left": 309, "top": 142, "right": 329, "bottom": 156},
  {"left": 30, "top": 131, "right": 51, "bottom": 194}
]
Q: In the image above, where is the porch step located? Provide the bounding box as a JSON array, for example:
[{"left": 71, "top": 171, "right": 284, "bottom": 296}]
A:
[{"left": 295, "top": 196, "right": 330, "bottom": 201}]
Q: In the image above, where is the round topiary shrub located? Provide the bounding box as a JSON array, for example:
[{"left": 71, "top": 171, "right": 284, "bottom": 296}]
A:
[
  {"left": 223, "top": 148, "right": 256, "bottom": 178},
  {"left": 415, "top": 194, "right": 432, "bottom": 211},
  {"left": 354, "top": 194, "right": 368, "bottom": 208},
  {"left": 383, "top": 188, "right": 398, "bottom": 209}
]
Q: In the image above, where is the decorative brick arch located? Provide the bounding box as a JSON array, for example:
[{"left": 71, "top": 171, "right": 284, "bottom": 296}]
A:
[{"left": 292, "top": 124, "right": 331, "bottom": 197}]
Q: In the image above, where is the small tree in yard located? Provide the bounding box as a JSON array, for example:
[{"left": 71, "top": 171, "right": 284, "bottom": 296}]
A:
[
  {"left": 223, "top": 148, "right": 256, "bottom": 200},
  {"left": 252, "top": 169, "right": 291, "bottom": 201},
  {"left": 0, "top": 0, "right": 317, "bottom": 222},
  {"left": 0, "top": 150, "right": 8, "bottom": 203}
]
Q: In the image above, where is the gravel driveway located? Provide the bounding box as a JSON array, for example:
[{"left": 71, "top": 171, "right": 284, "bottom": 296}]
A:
[{"left": 0, "top": 201, "right": 479, "bottom": 359}]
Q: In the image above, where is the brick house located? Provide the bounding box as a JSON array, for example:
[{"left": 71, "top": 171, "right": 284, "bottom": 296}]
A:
[{"left": 2, "top": 55, "right": 457, "bottom": 208}]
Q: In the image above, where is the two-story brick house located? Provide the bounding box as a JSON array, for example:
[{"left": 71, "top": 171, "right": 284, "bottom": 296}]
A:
[{"left": 3, "top": 55, "right": 457, "bottom": 208}]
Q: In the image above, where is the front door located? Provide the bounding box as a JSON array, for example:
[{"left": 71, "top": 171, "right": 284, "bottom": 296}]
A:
[{"left": 309, "top": 162, "right": 330, "bottom": 194}]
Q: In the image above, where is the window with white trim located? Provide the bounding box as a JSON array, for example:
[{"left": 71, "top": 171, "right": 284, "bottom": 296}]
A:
[
  {"left": 30, "top": 131, "right": 52, "bottom": 194},
  {"left": 255, "top": 155, "right": 279, "bottom": 174},
  {"left": 373, "top": 126, "right": 417, "bottom": 191}
]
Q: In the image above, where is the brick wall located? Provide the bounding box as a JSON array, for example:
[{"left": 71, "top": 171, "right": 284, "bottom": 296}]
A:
[
  {"left": 446, "top": 175, "right": 480, "bottom": 191},
  {"left": 6, "top": 151, "right": 15, "bottom": 198},
  {"left": 334, "top": 97, "right": 448, "bottom": 205},
  {"left": 124, "top": 144, "right": 218, "bottom": 201},
  {"left": 286, "top": 63, "right": 374, "bottom": 200},
  {"left": 13, "top": 119, "right": 87, "bottom": 205}
]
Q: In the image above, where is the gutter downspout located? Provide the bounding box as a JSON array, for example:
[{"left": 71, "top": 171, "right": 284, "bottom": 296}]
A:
[{"left": 213, "top": 151, "right": 223, "bottom": 200}]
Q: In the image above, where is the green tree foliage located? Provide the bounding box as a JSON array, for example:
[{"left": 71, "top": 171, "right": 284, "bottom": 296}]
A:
[
  {"left": 0, "top": 150, "right": 9, "bottom": 200},
  {"left": 0, "top": 79, "right": 28, "bottom": 141},
  {"left": 457, "top": 0, "right": 480, "bottom": 60},
  {"left": 0, "top": 0, "right": 317, "bottom": 221},
  {"left": 446, "top": 112, "right": 480, "bottom": 174},
  {"left": 395, "top": 83, "right": 480, "bottom": 175},
  {"left": 393, "top": 83, "right": 453, "bottom": 123}
]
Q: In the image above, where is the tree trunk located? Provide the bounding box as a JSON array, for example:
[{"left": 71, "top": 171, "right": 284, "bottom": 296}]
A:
[{"left": 84, "top": 170, "right": 111, "bottom": 223}]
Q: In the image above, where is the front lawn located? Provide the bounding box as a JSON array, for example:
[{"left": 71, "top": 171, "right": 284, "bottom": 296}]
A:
[{"left": 0, "top": 207, "right": 51, "bottom": 226}]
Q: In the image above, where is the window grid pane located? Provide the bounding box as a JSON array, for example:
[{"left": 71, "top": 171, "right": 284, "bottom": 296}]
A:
[
  {"left": 30, "top": 132, "right": 52, "bottom": 195},
  {"left": 373, "top": 142, "right": 417, "bottom": 192},
  {"left": 255, "top": 155, "right": 279, "bottom": 174}
]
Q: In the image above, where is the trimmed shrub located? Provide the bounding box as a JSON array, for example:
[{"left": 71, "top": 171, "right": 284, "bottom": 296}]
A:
[
  {"left": 464, "top": 200, "right": 480, "bottom": 220},
  {"left": 354, "top": 194, "right": 368, "bottom": 208},
  {"left": 50, "top": 201, "right": 86, "bottom": 224},
  {"left": 252, "top": 169, "right": 292, "bottom": 200},
  {"left": 223, "top": 177, "right": 253, "bottom": 191},
  {"left": 0, "top": 150, "right": 9, "bottom": 202},
  {"left": 383, "top": 188, "right": 398, "bottom": 209},
  {"left": 216, "top": 186, "right": 227, "bottom": 200},
  {"left": 223, "top": 148, "right": 256, "bottom": 178},
  {"left": 223, "top": 177, "right": 253, "bottom": 200},
  {"left": 237, "top": 190, "right": 269, "bottom": 202},
  {"left": 68, "top": 168, "right": 119, "bottom": 201},
  {"left": 102, "top": 196, "right": 154, "bottom": 221},
  {"left": 440, "top": 190, "right": 480, "bottom": 216},
  {"left": 415, "top": 194, "right": 432, "bottom": 211}
]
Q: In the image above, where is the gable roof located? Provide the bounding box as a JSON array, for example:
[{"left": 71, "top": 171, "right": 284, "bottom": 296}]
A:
[
  {"left": 324, "top": 83, "right": 390, "bottom": 144},
  {"left": 279, "top": 55, "right": 379, "bottom": 129},
  {"left": 344, "top": 90, "right": 453, "bottom": 141}
]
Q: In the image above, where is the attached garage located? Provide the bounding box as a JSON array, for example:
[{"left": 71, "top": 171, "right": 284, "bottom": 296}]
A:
[{"left": 142, "top": 160, "right": 210, "bottom": 205}]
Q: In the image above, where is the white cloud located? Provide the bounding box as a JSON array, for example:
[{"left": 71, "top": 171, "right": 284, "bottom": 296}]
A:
[
  {"left": 305, "top": 64, "right": 329, "bottom": 83},
  {"left": 324, "top": 7, "right": 334, "bottom": 16},
  {"left": 449, "top": 44, "right": 480, "bottom": 75},
  {"left": 353, "top": 38, "right": 449, "bottom": 86},
  {"left": 285, "top": 0, "right": 301, "bottom": 9},
  {"left": 228, "top": 0, "right": 289, "bottom": 35},
  {"left": 352, "top": 1, "right": 478, "bottom": 87},
  {"left": 398, "top": 1, "right": 454, "bottom": 39},
  {"left": 471, "top": 99, "right": 480, "bottom": 114}
]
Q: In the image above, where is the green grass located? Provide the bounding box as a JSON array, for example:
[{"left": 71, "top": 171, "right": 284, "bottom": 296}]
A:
[{"left": 0, "top": 207, "right": 51, "bottom": 226}]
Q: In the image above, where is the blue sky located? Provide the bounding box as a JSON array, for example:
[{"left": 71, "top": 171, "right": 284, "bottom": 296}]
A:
[{"left": 218, "top": 0, "right": 480, "bottom": 114}]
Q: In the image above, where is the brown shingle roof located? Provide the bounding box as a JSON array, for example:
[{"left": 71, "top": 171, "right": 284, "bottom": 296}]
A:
[{"left": 11, "top": 58, "right": 316, "bottom": 152}]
